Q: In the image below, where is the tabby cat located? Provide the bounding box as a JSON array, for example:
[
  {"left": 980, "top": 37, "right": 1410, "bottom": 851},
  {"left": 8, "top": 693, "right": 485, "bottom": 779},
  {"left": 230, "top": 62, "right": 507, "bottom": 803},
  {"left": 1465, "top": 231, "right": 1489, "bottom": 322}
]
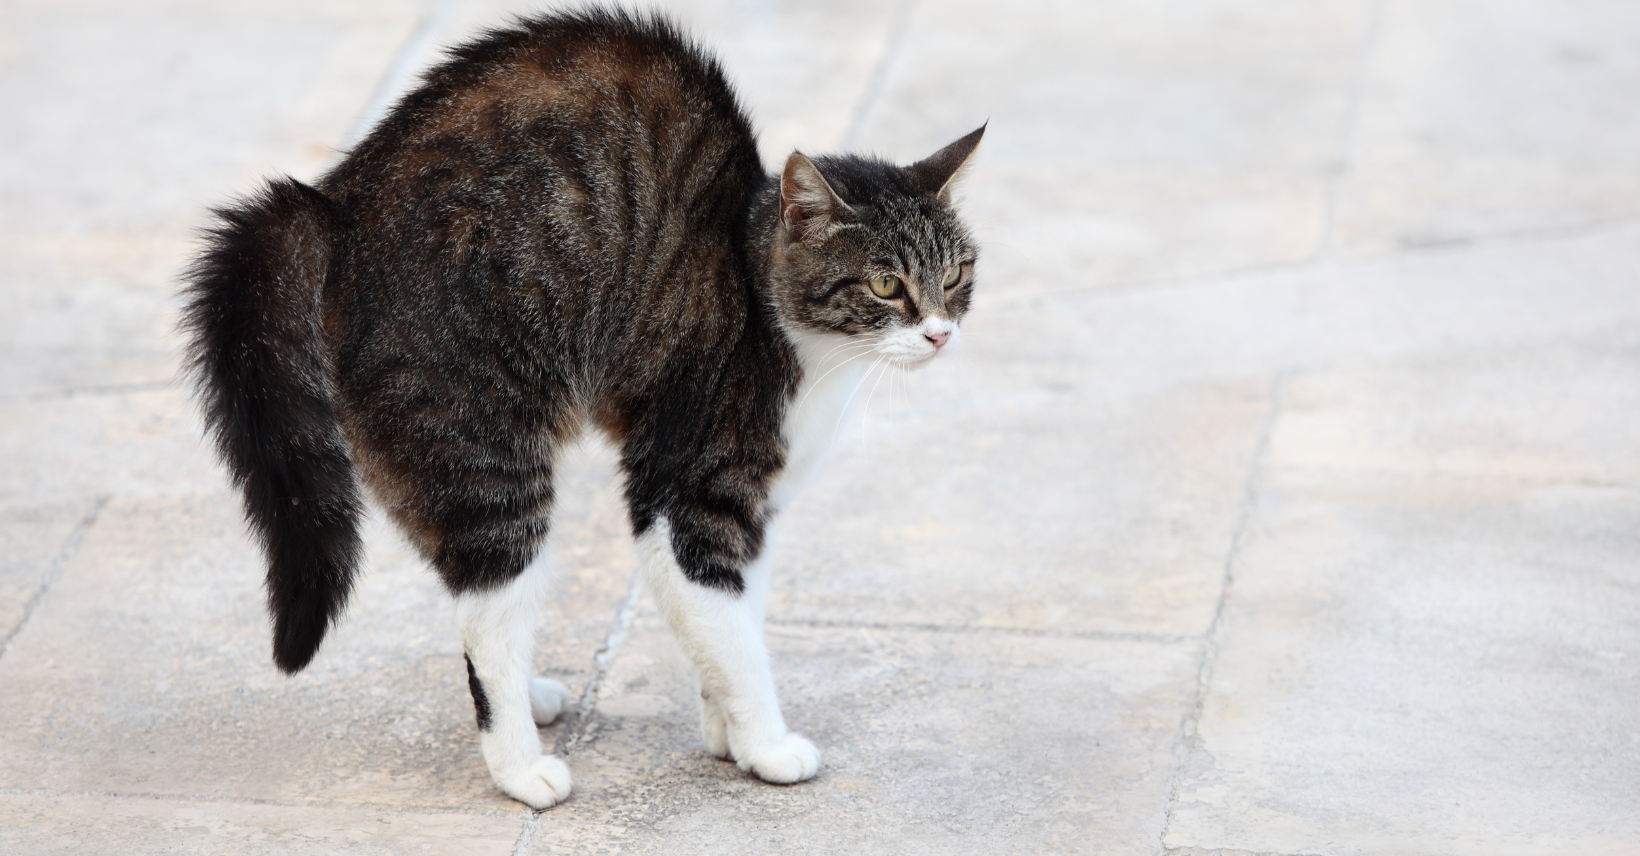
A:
[{"left": 183, "top": 8, "right": 981, "bottom": 809}]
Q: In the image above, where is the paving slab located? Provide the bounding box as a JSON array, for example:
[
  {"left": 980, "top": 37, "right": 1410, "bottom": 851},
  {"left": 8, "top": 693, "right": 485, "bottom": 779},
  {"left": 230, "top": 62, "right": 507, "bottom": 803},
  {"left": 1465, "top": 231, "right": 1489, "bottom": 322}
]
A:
[
  {"left": 0, "top": 792, "right": 521, "bottom": 856},
  {"left": 5, "top": 0, "right": 1640, "bottom": 853},
  {"left": 856, "top": 0, "right": 1373, "bottom": 291},
  {"left": 775, "top": 374, "right": 1269, "bottom": 638},
  {"left": 1164, "top": 335, "right": 1640, "bottom": 854},
  {"left": 1268, "top": 331, "right": 1640, "bottom": 485},
  {"left": 1331, "top": 0, "right": 1640, "bottom": 256},
  {"left": 0, "top": 500, "right": 91, "bottom": 650},
  {"left": 0, "top": 443, "right": 630, "bottom": 815},
  {"left": 530, "top": 607, "right": 1199, "bottom": 855},
  {"left": 0, "top": 0, "right": 419, "bottom": 396},
  {"left": 0, "top": 387, "right": 218, "bottom": 506},
  {"left": 979, "top": 219, "right": 1640, "bottom": 389}
]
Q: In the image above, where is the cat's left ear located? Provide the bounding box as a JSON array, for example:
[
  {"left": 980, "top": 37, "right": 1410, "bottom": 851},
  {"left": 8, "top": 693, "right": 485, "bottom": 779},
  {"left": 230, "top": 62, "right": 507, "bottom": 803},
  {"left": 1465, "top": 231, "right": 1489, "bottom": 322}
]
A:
[
  {"left": 781, "top": 152, "right": 854, "bottom": 246},
  {"left": 907, "top": 123, "right": 986, "bottom": 205}
]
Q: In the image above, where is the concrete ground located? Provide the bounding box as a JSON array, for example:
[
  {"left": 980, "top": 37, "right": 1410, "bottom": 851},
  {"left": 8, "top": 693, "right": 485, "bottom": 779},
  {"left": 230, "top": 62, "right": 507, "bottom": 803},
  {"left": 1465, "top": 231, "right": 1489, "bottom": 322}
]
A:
[{"left": 2, "top": 0, "right": 1638, "bottom": 853}]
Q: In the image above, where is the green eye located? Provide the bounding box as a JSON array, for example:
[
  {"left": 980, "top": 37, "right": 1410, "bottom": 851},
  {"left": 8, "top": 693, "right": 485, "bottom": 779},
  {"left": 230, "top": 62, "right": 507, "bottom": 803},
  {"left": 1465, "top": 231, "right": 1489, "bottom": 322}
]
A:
[
  {"left": 869, "top": 274, "right": 903, "bottom": 299},
  {"left": 941, "top": 266, "right": 962, "bottom": 288}
]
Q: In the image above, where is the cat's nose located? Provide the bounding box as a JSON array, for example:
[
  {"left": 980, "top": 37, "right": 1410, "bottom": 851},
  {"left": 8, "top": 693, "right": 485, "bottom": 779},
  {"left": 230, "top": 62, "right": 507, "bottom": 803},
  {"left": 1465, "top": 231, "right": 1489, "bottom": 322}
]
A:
[{"left": 925, "top": 331, "right": 950, "bottom": 349}]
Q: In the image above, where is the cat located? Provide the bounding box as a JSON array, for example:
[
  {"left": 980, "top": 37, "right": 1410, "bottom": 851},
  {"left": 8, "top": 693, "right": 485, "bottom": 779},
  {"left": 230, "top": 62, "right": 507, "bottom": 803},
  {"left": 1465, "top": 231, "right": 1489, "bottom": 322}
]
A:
[{"left": 182, "top": 8, "right": 981, "bottom": 810}]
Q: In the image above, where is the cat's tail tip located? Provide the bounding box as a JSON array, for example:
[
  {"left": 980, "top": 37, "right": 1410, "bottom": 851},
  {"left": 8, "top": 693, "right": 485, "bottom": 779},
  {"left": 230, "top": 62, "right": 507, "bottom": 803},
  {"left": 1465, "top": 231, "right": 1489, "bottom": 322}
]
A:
[{"left": 181, "top": 176, "right": 363, "bottom": 676}]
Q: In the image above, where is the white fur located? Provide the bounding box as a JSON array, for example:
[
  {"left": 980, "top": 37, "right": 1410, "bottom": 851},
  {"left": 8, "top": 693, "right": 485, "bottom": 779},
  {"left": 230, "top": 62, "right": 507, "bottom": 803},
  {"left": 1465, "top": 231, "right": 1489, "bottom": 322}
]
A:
[
  {"left": 453, "top": 559, "right": 573, "bottom": 809},
  {"left": 530, "top": 677, "right": 573, "bottom": 726},
  {"left": 772, "top": 328, "right": 873, "bottom": 511},
  {"left": 457, "top": 321, "right": 953, "bottom": 806},
  {"left": 875, "top": 316, "right": 960, "bottom": 368},
  {"left": 634, "top": 321, "right": 953, "bottom": 784},
  {"left": 638, "top": 518, "right": 820, "bottom": 783}
]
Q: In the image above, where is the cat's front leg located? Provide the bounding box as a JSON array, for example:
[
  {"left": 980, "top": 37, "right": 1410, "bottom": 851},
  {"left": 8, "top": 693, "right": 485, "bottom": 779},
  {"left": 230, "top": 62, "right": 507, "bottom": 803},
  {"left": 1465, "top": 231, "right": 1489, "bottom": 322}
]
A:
[
  {"left": 637, "top": 518, "right": 820, "bottom": 784},
  {"left": 455, "top": 567, "right": 573, "bottom": 809}
]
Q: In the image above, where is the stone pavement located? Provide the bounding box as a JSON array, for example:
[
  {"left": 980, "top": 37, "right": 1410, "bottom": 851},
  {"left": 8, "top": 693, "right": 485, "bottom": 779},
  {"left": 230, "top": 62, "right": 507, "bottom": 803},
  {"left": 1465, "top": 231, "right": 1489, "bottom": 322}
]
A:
[{"left": 2, "top": 0, "right": 1637, "bottom": 853}]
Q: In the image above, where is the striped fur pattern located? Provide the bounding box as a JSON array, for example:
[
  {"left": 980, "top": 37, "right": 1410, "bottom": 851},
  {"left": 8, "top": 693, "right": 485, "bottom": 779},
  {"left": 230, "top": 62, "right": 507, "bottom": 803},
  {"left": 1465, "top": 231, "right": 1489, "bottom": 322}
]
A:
[{"left": 182, "top": 8, "right": 982, "bottom": 808}]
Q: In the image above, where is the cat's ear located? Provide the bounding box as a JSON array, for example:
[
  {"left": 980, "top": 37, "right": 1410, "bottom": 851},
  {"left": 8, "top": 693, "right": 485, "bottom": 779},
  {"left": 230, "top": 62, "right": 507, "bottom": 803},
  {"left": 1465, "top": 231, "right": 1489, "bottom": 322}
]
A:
[
  {"left": 781, "top": 152, "right": 853, "bottom": 245},
  {"left": 907, "top": 123, "right": 986, "bottom": 204}
]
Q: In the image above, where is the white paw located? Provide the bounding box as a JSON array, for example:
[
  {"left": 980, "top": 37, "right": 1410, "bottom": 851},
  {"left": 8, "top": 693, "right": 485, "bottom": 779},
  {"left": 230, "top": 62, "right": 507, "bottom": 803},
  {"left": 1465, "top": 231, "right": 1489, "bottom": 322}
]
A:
[
  {"left": 700, "top": 695, "right": 731, "bottom": 760},
  {"left": 493, "top": 754, "right": 572, "bottom": 810},
  {"left": 529, "top": 678, "right": 573, "bottom": 726},
  {"left": 738, "top": 733, "right": 821, "bottom": 784}
]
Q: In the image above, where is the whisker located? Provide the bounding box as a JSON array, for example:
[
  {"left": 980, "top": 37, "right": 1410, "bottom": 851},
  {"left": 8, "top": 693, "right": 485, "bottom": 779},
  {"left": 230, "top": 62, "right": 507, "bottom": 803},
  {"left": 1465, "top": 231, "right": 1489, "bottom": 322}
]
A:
[
  {"left": 858, "top": 355, "right": 894, "bottom": 440},
  {"left": 791, "top": 344, "right": 877, "bottom": 416},
  {"left": 812, "top": 337, "right": 876, "bottom": 365},
  {"left": 833, "top": 354, "right": 886, "bottom": 443}
]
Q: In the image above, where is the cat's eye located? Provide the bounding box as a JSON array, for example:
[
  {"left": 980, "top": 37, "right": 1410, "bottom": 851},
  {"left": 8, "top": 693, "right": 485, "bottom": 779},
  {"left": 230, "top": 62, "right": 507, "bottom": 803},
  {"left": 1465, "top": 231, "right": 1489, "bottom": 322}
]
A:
[
  {"left": 868, "top": 274, "right": 903, "bottom": 299},
  {"left": 941, "top": 266, "right": 962, "bottom": 289}
]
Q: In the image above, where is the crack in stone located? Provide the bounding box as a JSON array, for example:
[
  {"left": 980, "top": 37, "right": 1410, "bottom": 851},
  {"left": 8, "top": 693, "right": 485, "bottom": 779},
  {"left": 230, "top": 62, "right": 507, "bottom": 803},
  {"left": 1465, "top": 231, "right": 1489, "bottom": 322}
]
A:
[
  {"left": 0, "top": 785, "right": 512, "bottom": 817},
  {"left": 511, "top": 809, "right": 542, "bottom": 856},
  {"left": 509, "top": 570, "right": 643, "bottom": 846},
  {"left": 765, "top": 616, "right": 1192, "bottom": 645},
  {"left": 342, "top": 0, "right": 464, "bottom": 150},
  {"left": 987, "top": 210, "right": 1640, "bottom": 311},
  {"left": 0, "top": 496, "right": 108, "bottom": 662},
  {"left": 1157, "top": 372, "right": 1286, "bottom": 854},
  {"left": 0, "top": 380, "right": 174, "bottom": 406},
  {"left": 1161, "top": 839, "right": 1338, "bottom": 846},
  {"left": 555, "top": 570, "right": 643, "bottom": 759}
]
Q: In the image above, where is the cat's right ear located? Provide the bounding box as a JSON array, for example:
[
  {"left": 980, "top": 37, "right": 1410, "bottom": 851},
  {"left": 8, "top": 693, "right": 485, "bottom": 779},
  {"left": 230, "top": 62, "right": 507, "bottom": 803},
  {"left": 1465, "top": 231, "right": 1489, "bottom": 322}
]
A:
[
  {"left": 907, "top": 123, "right": 986, "bottom": 205},
  {"left": 781, "top": 152, "right": 853, "bottom": 246}
]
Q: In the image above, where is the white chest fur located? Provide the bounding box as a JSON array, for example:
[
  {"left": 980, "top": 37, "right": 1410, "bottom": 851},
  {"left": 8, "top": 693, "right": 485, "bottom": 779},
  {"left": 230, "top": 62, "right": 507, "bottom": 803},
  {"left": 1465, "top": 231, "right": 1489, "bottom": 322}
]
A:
[{"left": 768, "top": 330, "right": 870, "bottom": 513}]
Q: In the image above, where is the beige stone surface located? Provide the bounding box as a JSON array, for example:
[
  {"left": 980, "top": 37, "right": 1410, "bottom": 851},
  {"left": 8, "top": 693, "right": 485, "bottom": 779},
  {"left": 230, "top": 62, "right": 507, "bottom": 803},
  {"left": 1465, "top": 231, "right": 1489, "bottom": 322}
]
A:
[
  {"left": 776, "top": 374, "right": 1270, "bottom": 638},
  {"left": 530, "top": 608, "right": 1198, "bottom": 855},
  {"left": 978, "top": 218, "right": 1640, "bottom": 387},
  {"left": 1163, "top": 337, "right": 1640, "bottom": 855},
  {"left": 0, "top": 792, "right": 521, "bottom": 856},
  {"left": 1330, "top": 0, "right": 1640, "bottom": 256},
  {"left": 1269, "top": 332, "right": 1640, "bottom": 484},
  {"left": 0, "top": 501, "right": 89, "bottom": 648},
  {"left": 0, "top": 0, "right": 418, "bottom": 395},
  {"left": 0, "top": 449, "right": 629, "bottom": 814},
  {"left": 0, "top": 388, "right": 218, "bottom": 505},
  {"left": 4, "top": 0, "right": 1640, "bottom": 853},
  {"left": 858, "top": 0, "right": 1374, "bottom": 292}
]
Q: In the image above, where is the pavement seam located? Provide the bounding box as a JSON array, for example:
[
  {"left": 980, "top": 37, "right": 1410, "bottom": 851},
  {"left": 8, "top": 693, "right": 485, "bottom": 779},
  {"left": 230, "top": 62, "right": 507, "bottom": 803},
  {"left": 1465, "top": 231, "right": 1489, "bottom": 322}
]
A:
[
  {"left": 0, "top": 495, "right": 108, "bottom": 662},
  {"left": 1313, "top": 0, "right": 1387, "bottom": 262},
  {"left": 342, "top": 0, "right": 464, "bottom": 149},
  {"left": 987, "top": 211, "right": 1640, "bottom": 309},
  {"left": 556, "top": 569, "right": 643, "bottom": 757},
  {"left": 765, "top": 616, "right": 1193, "bottom": 644},
  {"left": 838, "top": 0, "right": 919, "bottom": 151},
  {"left": 0, "top": 380, "right": 174, "bottom": 406},
  {"left": 1156, "top": 371, "right": 1287, "bottom": 855},
  {"left": 0, "top": 786, "right": 522, "bottom": 818},
  {"left": 510, "top": 569, "right": 644, "bottom": 853},
  {"left": 511, "top": 809, "right": 542, "bottom": 856},
  {"left": 1167, "top": 839, "right": 1331, "bottom": 846}
]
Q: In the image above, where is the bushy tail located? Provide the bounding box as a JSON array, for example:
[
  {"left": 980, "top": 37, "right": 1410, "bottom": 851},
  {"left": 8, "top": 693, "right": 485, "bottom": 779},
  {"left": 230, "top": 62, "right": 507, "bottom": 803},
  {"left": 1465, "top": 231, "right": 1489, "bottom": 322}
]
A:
[{"left": 181, "top": 178, "right": 362, "bottom": 674}]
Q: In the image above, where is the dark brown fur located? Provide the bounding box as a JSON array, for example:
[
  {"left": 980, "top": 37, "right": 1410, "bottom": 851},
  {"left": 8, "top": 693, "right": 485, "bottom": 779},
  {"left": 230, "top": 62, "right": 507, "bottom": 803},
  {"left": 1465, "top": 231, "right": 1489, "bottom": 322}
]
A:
[{"left": 182, "top": 9, "right": 981, "bottom": 674}]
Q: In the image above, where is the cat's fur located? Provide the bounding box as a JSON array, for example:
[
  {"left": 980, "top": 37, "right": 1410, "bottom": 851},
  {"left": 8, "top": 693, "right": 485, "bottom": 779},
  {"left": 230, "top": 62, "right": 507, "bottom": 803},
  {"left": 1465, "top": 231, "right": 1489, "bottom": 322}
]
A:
[{"left": 183, "top": 8, "right": 981, "bottom": 809}]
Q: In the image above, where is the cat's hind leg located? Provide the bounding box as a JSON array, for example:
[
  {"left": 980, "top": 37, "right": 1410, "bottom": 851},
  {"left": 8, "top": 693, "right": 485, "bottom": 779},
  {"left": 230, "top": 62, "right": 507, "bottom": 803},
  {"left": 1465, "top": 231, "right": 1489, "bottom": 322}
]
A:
[
  {"left": 531, "top": 676, "right": 574, "bottom": 727},
  {"left": 700, "top": 689, "right": 731, "bottom": 760},
  {"left": 454, "top": 561, "right": 572, "bottom": 809},
  {"left": 635, "top": 518, "right": 820, "bottom": 784}
]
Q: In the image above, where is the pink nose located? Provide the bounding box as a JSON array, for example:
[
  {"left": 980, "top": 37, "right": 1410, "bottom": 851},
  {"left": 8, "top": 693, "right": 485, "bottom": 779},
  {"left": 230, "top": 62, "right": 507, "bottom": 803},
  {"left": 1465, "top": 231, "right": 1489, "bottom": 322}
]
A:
[{"left": 925, "top": 331, "right": 950, "bottom": 349}]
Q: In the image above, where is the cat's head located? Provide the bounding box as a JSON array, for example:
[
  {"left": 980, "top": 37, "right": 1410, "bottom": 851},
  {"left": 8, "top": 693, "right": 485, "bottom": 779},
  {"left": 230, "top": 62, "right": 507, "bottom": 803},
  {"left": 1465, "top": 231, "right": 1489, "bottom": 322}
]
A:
[{"left": 767, "top": 125, "right": 984, "bottom": 370}]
